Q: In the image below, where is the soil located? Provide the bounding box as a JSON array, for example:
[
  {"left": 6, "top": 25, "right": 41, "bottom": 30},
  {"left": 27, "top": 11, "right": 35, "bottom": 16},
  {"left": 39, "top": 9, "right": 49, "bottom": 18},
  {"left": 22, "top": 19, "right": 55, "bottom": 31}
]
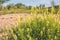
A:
[{"left": 0, "top": 13, "right": 30, "bottom": 28}]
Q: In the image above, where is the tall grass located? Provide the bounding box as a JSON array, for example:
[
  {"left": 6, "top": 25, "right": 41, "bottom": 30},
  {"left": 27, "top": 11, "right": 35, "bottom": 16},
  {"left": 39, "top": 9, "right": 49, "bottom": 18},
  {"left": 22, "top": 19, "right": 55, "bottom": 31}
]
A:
[
  {"left": 0, "top": 6, "right": 60, "bottom": 40},
  {"left": 3, "top": 14, "right": 60, "bottom": 40}
]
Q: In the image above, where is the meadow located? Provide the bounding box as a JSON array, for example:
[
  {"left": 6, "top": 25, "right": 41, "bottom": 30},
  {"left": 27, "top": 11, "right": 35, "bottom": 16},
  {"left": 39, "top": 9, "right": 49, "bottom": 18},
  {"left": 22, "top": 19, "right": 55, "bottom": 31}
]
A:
[{"left": 0, "top": 5, "right": 60, "bottom": 40}]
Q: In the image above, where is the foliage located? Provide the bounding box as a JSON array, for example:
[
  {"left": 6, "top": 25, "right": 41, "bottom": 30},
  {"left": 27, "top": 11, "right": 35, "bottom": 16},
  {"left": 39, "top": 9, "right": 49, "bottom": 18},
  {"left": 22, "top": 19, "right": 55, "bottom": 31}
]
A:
[
  {"left": 0, "top": 14, "right": 59, "bottom": 40},
  {"left": 0, "top": 2, "right": 59, "bottom": 14},
  {"left": 15, "top": 3, "right": 26, "bottom": 9},
  {"left": 0, "top": 0, "right": 9, "bottom": 4},
  {"left": 0, "top": 2, "right": 60, "bottom": 40}
]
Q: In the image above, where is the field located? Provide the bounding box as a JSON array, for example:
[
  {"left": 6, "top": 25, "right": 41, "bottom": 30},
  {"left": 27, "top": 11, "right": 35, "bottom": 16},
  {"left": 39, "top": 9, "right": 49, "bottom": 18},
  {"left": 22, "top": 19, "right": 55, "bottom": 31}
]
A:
[
  {"left": 0, "top": 13, "right": 60, "bottom": 40},
  {"left": 0, "top": 5, "right": 60, "bottom": 40},
  {"left": 0, "top": 14, "right": 59, "bottom": 27},
  {"left": 0, "top": 13, "right": 29, "bottom": 27}
]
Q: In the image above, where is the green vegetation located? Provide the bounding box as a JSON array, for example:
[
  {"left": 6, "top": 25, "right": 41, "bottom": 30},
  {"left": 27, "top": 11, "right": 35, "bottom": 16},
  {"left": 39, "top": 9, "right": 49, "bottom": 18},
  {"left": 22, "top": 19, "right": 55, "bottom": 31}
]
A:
[
  {"left": 0, "top": 0, "right": 9, "bottom": 4},
  {"left": 0, "top": 3, "right": 31, "bottom": 14},
  {"left": 0, "top": 14, "right": 60, "bottom": 40},
  {"left": 0, "top": 3, "right": 60, "bottom": 14},
  {"left": 0, "top": 5, "right": 60, "bottom": 39},
  {"left": 0, "top": 1, "right": 60, "bottom": 40}
]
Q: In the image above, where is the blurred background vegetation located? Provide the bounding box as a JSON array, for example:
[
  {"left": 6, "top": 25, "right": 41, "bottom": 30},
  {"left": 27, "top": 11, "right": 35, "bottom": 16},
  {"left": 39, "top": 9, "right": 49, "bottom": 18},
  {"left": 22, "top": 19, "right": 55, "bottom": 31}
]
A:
[{"left": 0, "top": 0, "right": 60, "bottom": 14}]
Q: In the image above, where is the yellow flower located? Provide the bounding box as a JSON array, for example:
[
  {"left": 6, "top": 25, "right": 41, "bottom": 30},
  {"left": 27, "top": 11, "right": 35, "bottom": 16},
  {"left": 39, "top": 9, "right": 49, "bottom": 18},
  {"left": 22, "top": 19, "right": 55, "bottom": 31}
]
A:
[
  {"left": 40, "top": 31, "right": 43, "bottom": 36},
  {"left": 27, "top": 28, "right": 30, "bottom": 32},
  {"left": 43, "top": 27, "right": 45, "bottom": 31},
  {"left": 54, "top": 36, "right": 57, "bottom": 40},
  {"left": 51, "top": 39, "right": 53, "bottom": 40}
]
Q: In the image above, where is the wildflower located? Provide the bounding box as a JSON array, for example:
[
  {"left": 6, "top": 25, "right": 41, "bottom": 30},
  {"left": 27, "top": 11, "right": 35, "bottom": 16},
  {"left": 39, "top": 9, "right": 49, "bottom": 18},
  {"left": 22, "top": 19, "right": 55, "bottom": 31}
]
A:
[
  {"left": 43, "top": 27, "right": 45, "bottom": 31},
  {"left": 40, "top": 30, "right": 43, "bottom": 36},
  {"left": 51, "top": 38, "right": 53, "bottom": 40},
  {"left": 27, "top": 28, "right": 30, "bottom": 32},
  {"left": 54, "top": 36, "right": 57, "bottom": 40},
  {"left": 59, "top": 21, "right": 60, "bottom": 24}
]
